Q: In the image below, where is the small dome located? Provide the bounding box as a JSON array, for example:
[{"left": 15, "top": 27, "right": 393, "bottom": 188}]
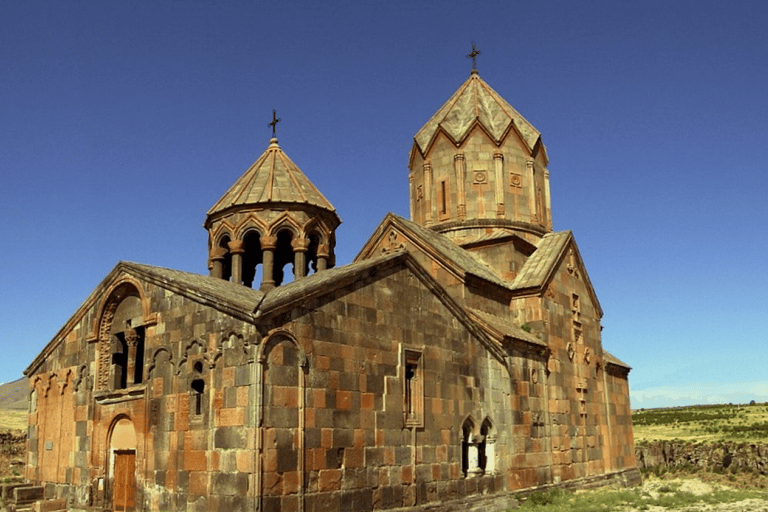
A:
[{"left": 207, "top": 138, "right": 338, "bottom": 219}]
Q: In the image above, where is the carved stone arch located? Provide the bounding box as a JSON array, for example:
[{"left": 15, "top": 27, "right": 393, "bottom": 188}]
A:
[
  {"left": 269, "top": 219, "right": 300, "bottom": 286},
  {"left": 55, "top": 368, "right": 73, "bottom": 395},
  {"left": 74, "top": 364, "right": 90, "bottom": 392},
  {"left": 256, "top": 329, "right": 309, "bottom": 508},
  {"left": 95, "top": 279, "right": 152, "bottom": 391},
  {"left": 211, "top": 221, "right": 236, "bottom": 247},
  {"left": 146, "top": 347, "right": 175, "bottom": 379},
  {"left": 461, "top": 415, "right": 478, "bottom": 477},
  {"left": 237, "top": 220, "right": 268, "bottom": 288},
  {"left": 177, "top": 339, "right": 211, "bottom": 375},
  {"left": 235, "top": 216, "right": 268, "bottom": 242},
  {"left": 479, "top": 416, "right": 495, "bottom": 474},
  {"left": 218, "top": 331, "right": 253, "bottom": 366},
  {"left": 106, "top": 413, "right": 138, "bottom": 510},
  {"left": 258, "top": 330, "right": 309, "bottom": 368},
  {"left": 267, "top": 212, "right": 301, "bottom": 239}
]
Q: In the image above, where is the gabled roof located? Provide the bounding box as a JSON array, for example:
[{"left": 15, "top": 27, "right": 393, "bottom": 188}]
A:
[
  {"left": 355, "top": 213, "right": 510, "bottom": 290},
  {"left": 603, "top": 350, "right": 631, "bottom": 370},
  {"left": 413, "top": 71, "right": 544, "bottom": 158},
  {"left": 207, "top": 138, "right": 338, "bottom": 219},
  {"left": 511, "top": 231, "right": 571, "bottom": 290},
  {"left": 467, "top": 308, "right": 545, "bottom": 348},
  {"left": 511, "top": 231, "right": 603, "bottom": 318},
  {"left": 124, "top": 262, "right": 264, "bottom": 317},
  {"left": 25, "top": 261, "right": 265, "bottom": 376}
]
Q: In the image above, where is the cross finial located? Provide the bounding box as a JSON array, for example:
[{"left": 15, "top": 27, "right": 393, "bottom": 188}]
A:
[
  {"left": 269, "top": 108, "right": 281, "bottom": 138},
  {"left": 466, "top": 41, "right": 481, "bottom": 72}
]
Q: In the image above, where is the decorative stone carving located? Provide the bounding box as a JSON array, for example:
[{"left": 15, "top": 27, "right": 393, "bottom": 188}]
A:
[
  {"left": 567, "top": 342, "right": 575, "bottom": 361},
  {"left": 473, "top": 170, "right": 488, "bottom": 184},
  {"left": 381, "top": 230, "right": 405, "bottom": 254},
  {"left": 510, "top": 173, "right": 522, "bottom": 188}
]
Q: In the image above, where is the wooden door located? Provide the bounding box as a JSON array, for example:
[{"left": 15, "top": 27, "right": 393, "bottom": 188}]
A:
[{"left": 113, "top": 450, "right": 136, "bottom": 511}]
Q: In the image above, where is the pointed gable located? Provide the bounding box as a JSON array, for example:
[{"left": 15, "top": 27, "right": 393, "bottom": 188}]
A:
[
  {"left": 207, "top": 138, "right": 338, "bottom": 218},
  {"left": 355, "top": 213, "right": 510, "bottom": 290},
  {"left": 412, "top": 71, "right": 544, "bottom": 158}
]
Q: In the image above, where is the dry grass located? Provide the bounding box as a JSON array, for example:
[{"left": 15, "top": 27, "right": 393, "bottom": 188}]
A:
[
  {"left": 633, "top": 403, "right": 768, "bottom": 444},
  {"left": 0, "top": 410, "right": 27, "bottom": 431}
]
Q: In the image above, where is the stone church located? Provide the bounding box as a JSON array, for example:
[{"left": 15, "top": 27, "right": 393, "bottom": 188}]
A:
[{"left": 24, "top": 66, "right": 640, "bottom": 511}]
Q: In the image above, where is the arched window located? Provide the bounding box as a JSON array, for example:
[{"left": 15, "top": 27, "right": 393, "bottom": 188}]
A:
[{"left": 190, "top": 361, "right": 205, "bottom": 418}]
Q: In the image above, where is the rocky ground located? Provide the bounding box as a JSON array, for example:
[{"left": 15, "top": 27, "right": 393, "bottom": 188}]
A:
[{"left": 0, "top": 430, "right": 25, "bottom": 480}]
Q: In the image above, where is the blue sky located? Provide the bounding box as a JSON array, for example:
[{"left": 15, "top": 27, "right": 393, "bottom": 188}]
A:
[{"left": 2, "top": 0, "right": 767, "bottom": 409}]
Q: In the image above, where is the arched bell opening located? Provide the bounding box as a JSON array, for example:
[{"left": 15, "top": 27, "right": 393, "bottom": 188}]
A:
[
  {"left": 217, "top": 235, "right": 233, "bottom": 282},
  {"left": 273, "top": 229, "right": 295, "bottom": 286},
  {"left": 241, "top": 230, "right": 263, "bottom": 288},
  {"left": 305, "top": 232, "right": 321, "bottom": 275}
]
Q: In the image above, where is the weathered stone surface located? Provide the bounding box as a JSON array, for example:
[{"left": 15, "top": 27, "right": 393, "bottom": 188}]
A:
[{"left": 23, "top": 68, "right": 637, "bottom": 512}]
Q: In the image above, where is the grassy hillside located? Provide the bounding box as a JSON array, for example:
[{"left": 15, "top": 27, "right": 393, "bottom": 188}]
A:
[
  {"left": 632, "top": 402, "right": 768, "bottom": 444},
  {"left": 0, "top": 378, "right": 27, "bottom": 431}
]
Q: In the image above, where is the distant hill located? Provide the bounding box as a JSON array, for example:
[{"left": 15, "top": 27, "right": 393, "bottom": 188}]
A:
[{"left": 0, "top": 378, "right": 27, "bottom": 410}]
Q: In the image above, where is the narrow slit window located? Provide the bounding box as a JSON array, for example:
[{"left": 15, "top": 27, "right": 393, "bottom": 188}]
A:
[{"left": 404, "top": 350, "right": 424, "bottom": 427}]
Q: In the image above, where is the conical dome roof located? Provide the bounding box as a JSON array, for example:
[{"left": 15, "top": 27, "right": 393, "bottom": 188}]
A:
[
  {"left": 413, "top": 71, "right": 543, "bottom": 157},
  {"left": 207, "top": 138, "right": 338, "bottom": 218}
]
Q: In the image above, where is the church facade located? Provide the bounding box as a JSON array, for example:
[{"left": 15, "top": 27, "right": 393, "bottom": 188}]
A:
[{"left": 24, "top": 68, "right": 640, "bottom": 512}]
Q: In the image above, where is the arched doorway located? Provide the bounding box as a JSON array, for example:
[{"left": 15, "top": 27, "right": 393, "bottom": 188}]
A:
[{"left": 109, "top": 417, "right": 137, "bottom": 511}]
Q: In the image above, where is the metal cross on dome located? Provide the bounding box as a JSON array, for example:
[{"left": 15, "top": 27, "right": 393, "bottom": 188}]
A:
[
  {"left": 269, "top": 108, "right": 281, "bottom": 137},
  {"left": 466, "top": 42, "right": 481, "bottom": 71}
]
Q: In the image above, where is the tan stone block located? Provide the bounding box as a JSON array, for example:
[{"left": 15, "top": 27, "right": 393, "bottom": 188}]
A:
[
  {"left": 237, "top": 450, "right": 251, "bottom": 472},
  {"left": 237, "top": 386, "right": 249, "bottom": 407},
  {"left": 223, "top": 367, "right": 235, "bottom": 387}
]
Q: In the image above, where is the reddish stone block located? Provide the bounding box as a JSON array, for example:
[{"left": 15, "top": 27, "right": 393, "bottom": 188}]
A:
[
  {"left": 318, "top": 469, "right": 342, "bottom": 492},
  {"left": 189, "top": 471, "right": 208, "bottom": 495},
  {"left": 361, "top": 392, "right": 374, "bottom": 410},
  {"left": 184, "top": 450, "right": 207, "bottom": 471},
  {"left": 335, "top": 390, "right": 352, "bottom": 410}
]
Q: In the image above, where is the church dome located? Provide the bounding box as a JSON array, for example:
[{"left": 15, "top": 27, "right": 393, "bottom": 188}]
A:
[
  {"left": 205, "top": 135, "right": 340, "bottom": 291},
  {"left": 412, "top": 70, "right": 545, "bottom": 161},
  {"left": 207, "top": 137, "right": 338, "bottom": 219}
]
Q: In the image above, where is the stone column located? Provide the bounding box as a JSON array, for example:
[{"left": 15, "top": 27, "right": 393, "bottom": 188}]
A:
[
  {"left": 260, "top": 236, "right": 277, "bottom": 291},
  {"left": 494, "top": 152, "right": 504, "bottom": 217},
  {"left": 423, "top": 162, "right": 433, "bottom": 226},
  {"left": 210, "top": 246, "right": 227, "bottom": 279},
  {"left": 125, "top": 323, "right": 139, "bottom": 386},
  {"left": 544, "top": 169, "right": 552, "bottom": 230},
  {"left": 526, "top": 158, "right": 536, "bottom": 223},
  {"left": 485, "top": 436, "right": 497, "bottom": 474},
  {"left": 454, "top": 154, "right": 466, "bottom": 220},
  {"left": 408, "top": 173, "right": 415, "bottom": 221},
  {"left": 316, "top": 244, "right": 330, "bottom": 271},
  {"left": 467, "top": 441, "right": 482, "bottom": 477},
  {"left": 228, "top": 239, "right": 244, "bottom": 285},
  {"left": 292, "top": 237, "right": 310, "bottom": 279}
]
